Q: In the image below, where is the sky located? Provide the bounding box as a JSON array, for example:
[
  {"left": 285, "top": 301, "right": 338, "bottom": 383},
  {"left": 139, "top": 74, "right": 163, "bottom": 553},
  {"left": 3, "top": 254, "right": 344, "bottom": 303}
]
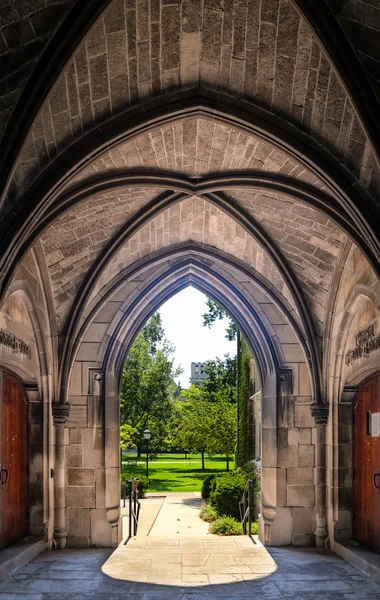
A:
[{"left": 158, "top": 287, "right": 236, "bottom": 389}]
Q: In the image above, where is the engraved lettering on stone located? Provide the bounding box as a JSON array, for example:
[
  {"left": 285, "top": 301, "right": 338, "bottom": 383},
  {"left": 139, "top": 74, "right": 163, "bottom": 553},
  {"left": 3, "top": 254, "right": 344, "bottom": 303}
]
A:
[
  {"left": 0, "top": 329, "right": 31, "bottom": 358},
  {"left": 345, "top": 325, "right": 380, "bottom": 365}
]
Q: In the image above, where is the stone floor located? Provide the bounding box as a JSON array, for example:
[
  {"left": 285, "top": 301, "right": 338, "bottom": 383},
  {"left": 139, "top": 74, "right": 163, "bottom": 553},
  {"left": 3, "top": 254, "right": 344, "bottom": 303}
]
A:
[{"left": 1, "top": 494, "right": 380, "bottom": 599}]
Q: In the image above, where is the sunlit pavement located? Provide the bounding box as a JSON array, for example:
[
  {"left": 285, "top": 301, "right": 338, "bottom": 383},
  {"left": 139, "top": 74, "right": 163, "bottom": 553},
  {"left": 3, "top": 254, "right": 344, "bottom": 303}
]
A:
[
  {"left": 1, "top": 495, "right": 380, "bottom": 599},
  {"left": 1, "top": 540, "right": 380, "bottom": 599}
]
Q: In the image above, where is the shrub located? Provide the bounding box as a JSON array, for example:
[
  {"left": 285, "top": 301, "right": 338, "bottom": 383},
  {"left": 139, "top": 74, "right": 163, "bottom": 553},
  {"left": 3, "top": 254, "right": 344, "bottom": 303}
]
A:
[
  {"left": 201, "top": 473, "right": 218, "bottom": 500},
  {"left": 200, "top": 503, "right": 218, "bottom": 522},
  {"left": 251, "top": 521, "right": 258, "bottom": 535},
  {"left": 209, "top": 516, "right": 243, "bottom": 536},
  {"left": 239, "top": 462, "right": 261, "bottom": 494},
  {"left": 209, "top": 470, "right": 247, "bottom": 519},
  {"left": 120, "top": 473, "right": 149, "bottom": 498}
]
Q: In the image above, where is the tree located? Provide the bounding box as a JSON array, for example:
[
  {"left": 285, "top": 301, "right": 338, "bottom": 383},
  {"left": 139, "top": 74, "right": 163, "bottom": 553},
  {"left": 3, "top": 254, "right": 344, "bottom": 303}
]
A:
[
  {"left": 202, "top": 298, "right": 237, "bottom": 341},
  {"left": 120, "top": 423, "right": 138, "bottom": 450},
  {"left": 235, "top": 336, "right": 253, "bottom": 467},
  {"left": 202, "top": 296, "right": 255, "bottom": 467},
  {"left": 201, "top": 356, "right": 237, "bottom": 403},
  {"left": 120, "top": 312, "right": 182, "bottom": 452},
  {"left": 207, "top": 399, "right": 237, "bottom": 471},
  {"left": 177, "top": 386, "right": 211, "bottom": 470}
]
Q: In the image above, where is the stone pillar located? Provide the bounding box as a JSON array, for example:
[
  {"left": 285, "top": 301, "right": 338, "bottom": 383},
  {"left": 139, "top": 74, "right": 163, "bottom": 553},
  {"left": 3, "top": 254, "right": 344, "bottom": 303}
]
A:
[
  {"left": 52, "top": 403, "right": 71, "bottom": 549},
  {"left": 311, "top": 405, "right": 329, "bottom": 547},
  {"left": 105, "top": 372, "right": 121, "bottom": 547}
]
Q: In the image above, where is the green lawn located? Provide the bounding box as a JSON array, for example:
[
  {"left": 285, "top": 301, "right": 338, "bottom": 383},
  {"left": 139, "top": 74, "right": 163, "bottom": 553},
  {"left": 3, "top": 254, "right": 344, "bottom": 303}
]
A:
[{"left": 121, "top": 453, "right": 235, "bottom": 492}]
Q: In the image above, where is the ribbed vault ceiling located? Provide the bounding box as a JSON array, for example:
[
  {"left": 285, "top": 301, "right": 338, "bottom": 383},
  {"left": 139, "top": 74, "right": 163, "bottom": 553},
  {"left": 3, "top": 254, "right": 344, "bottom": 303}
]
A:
[
  {"left": 0, "top": 0, "right": 378, "bottom": 380},
  {"left": 72, "top": 116, "right": 327, "bottom": 190},
  {"left": 5, "top": 0, "right": 379, "bottom": 207}
]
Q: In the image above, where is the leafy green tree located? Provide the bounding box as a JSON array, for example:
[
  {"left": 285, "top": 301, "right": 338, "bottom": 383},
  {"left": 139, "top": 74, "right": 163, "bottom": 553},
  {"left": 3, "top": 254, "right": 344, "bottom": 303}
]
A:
[
  {"left": 120, "top": 312, "right": 182, "bottom": 452},
  {"left": 177, "top": 386, "right": 211, "bottom": 470},
  {"left": 201, "top": 297, "right": 255, "bottom": 467},
  {"left": 235, "top": 337, "right": 253, "bottom": 467},
  {"left": 202, "top": 298, "right": 237, "bottom": 341},
  {"left": 208, "top": 399, "right": 237, "bottom": 471},
  {"left": 120, "top": 423, "right": 138, "bottom": 450},
  {"left": 201, "top": 356, "right": 237, "bottom": 403}
]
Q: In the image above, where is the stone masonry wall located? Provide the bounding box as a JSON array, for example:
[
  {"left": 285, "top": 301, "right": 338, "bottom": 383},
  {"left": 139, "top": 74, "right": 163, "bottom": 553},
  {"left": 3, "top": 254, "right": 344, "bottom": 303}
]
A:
[
  {"left": 40, "top": 186, "right": 348, "bottom": 334},
  {"left": 0, "top": 0, "right": 75, "bottom": 139},
  {"left": 40, "top": 187, "right": 161, "bottom": 327},
  {"left": 72, "top": 116, "right": 328, "bottom": 192},
  {"left": 65, "top": 242, "right": 315, "bottom": 547},
  {"left": 327, "top": 243, "right": 380, "bottom": 545},
  {"left": 85, "top": 195, "right": 295, "bottom": 310},
  {"left": 233, "top": 188, "right": 347, "bottom": 332},
  {"left": 10, "top": 0, "right": 377, "bottom": 204}
]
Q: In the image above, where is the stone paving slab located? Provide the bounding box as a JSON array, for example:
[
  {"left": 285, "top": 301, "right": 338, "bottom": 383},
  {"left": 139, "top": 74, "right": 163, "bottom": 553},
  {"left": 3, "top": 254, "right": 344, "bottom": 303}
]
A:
[
  {"left": 1, "top": 494, "right": 380, "bottom": 599},
  {"left": 147, "top": 494, "right": 216, "bottom": 538},
  {"left": 1, "top": 538, "right": 380, "bottom": 599}
]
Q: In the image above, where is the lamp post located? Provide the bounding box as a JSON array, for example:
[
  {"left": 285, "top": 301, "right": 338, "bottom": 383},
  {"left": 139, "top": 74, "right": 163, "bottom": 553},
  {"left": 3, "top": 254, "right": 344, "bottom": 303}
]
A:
[{"left": 143, "top": 429, "right": 151, "bottom": 478}]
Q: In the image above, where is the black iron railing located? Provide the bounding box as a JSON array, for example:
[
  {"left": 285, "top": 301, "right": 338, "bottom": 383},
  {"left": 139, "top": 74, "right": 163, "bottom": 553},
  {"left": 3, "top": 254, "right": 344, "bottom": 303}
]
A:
[
  {"left": 128, "top": 478, "right": 141, "bottom": 538},
  {"left": 239, "top": 479, "right": 253, "bottom": 535}
]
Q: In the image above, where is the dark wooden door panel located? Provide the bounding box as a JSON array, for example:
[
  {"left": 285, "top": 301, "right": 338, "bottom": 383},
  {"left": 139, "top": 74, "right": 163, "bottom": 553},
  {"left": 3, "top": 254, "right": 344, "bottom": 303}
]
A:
[
  {"left": 0, "top": 372, "right": 28, "bottom": 550},
  {"left": 353, "top": 375, "right": 380, "bottom": 552}
]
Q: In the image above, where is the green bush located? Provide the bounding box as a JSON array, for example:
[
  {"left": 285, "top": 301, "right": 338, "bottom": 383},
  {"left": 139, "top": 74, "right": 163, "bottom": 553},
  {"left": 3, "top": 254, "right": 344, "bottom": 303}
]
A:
[
  {"left": 201, "top": 473, "right": 218, "bottom": 500},
  {"left": 239, "top": 462, "right": 261, "bottom": 493},
  {"left": 120, "top": 473, "right": 149, "bottom": 498},
  {"left": 209, "top": 470, "right": 247, "bottom": 519},
  {"left": 209, "top": 516, "right": 243, "bottom": 536},
  {"left": 200, "top": 503, "right": 218, "bottom": 522},
  {"left": 251, "top": 521, "right": 258, "bottom": 535}
]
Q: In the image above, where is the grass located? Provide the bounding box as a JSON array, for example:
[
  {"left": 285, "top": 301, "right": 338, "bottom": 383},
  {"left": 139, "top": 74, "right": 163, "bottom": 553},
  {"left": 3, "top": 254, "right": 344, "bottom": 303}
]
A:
[{"left": 121, "top": 452, "right": 235, "bottom": 493}]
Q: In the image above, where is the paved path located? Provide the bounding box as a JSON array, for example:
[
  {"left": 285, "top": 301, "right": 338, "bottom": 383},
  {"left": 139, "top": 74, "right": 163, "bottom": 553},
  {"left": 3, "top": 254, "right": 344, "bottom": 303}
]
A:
[
  {"left": 147, "top": 493, "right": 216, "bottom": 537},
  {"left": 1, "top": 493, "right": 380, "bottom": 598}
]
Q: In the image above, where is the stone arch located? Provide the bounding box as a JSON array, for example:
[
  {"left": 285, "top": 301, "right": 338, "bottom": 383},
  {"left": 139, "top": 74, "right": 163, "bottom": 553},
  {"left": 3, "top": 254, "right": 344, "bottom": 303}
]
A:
[
  {"left": 6, "top": 0, "right": 378, "bottom": 202},
  {"left": 325, "top": 245, "right": 380, "bottom": 552},
  {"left": 2, "top": 1, "right": 380, "bottom": 214},
  {"left": 3, "top": 98, "right": 379, "bottom": 296},
  {"left": 50, "top": 188, "right": 326, "bottom": 404},
  {"left": 62, "top": 239, "right": 315, "bottom": 548},
  {"left": 0, "top": 277, "right": 51, "bottom": 543}
]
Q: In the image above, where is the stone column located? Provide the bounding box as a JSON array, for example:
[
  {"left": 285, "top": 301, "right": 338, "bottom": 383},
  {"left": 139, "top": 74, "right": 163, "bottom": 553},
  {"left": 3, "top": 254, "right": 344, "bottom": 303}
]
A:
[
  {"left": 52, "top": 403, "right": 71, "bottom": 549},
  {"left": 105, "top": 372, "right": 121, "bottom": 547},
  {"left": 311, "top": 405, "right": 329, "bottom": 547}
]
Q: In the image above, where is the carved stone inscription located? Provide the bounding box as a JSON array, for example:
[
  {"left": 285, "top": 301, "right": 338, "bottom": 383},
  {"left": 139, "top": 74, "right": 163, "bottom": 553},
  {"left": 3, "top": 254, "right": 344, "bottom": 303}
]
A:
[
  {"left": 0, "top": 329, "right": 31, "bottom": 358},
  {"left": 345, "top": 325, "right": 380, "bottom": 365}
]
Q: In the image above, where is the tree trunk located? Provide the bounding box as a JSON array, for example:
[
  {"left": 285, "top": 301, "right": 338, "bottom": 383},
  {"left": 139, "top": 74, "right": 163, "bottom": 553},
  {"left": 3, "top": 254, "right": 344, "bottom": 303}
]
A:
[
  {"left": 201, "top": 452, "right": 205, "bottom": 470},
  {"left": 226, "top": 454, "right": 230, "bottom": 471}
]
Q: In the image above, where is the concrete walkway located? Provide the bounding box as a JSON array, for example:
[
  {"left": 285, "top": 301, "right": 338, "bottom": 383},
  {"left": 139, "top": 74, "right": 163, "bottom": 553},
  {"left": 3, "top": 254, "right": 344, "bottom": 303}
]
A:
[
  {"left": 1, "top": 493, "right": 380, "bottom": 598},
  {"left": 146, "top": 492, "right": 216, "bottom": 537}
]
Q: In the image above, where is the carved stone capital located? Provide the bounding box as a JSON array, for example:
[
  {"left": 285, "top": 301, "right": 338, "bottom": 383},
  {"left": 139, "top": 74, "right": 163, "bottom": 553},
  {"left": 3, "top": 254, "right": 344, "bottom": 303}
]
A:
[
  {"left": 52, "top": 402, "right": 71, "bottom": 425},
  {"left": 93, "top": 371, "right": 104, "bottom": 396},
  {"left": 311, "top": 405, "right": 329, "bottom": 425}
]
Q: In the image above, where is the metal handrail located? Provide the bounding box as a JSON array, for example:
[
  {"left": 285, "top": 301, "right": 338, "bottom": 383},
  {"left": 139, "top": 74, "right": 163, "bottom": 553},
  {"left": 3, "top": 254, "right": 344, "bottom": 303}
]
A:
[
  {"left": 239, "top": 479, "right": 253, "bottom": 535},
  {"left": 128, "top": 478, "right": 141, "bottom": 538}
]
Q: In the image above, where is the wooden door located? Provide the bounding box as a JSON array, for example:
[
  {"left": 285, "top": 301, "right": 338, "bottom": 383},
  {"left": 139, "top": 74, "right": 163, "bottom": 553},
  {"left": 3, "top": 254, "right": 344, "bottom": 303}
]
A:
[
  {"left": 0, "top": 371, "right": 28, "bottom": 550},
  {"left": 353, "top": 374, "right": 380, "bottom": 552}
]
